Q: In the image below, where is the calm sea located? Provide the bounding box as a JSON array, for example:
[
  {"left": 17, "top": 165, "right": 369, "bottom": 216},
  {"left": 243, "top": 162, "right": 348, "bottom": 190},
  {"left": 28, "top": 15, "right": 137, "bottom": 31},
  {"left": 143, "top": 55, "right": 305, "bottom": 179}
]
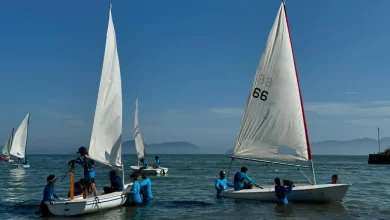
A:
[{"left": 0, "top": 154, "right": 388, "bottom": 219}]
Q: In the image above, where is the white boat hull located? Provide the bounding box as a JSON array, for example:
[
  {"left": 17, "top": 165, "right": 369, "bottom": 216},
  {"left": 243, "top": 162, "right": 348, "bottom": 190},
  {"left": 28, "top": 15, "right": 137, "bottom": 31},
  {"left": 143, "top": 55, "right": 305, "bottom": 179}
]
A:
[
  {"left": 130, "top": 166, "right": 169, "bottom": 175},
  {"left": 223, "top": 184, "right": 350, "bottom": 203},
  {"left": 47, "top": 183, "right": 132, "bottom": 216},
  {"left": 12, "top": 164, "right": 29, "bottom": 168}
]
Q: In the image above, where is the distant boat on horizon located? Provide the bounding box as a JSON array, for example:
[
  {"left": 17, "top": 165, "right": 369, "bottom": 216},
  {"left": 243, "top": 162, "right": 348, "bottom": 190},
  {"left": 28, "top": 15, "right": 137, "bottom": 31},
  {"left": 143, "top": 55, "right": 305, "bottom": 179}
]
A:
[{"left": 368, "top": 127, "right": 390, "bottom": 164}]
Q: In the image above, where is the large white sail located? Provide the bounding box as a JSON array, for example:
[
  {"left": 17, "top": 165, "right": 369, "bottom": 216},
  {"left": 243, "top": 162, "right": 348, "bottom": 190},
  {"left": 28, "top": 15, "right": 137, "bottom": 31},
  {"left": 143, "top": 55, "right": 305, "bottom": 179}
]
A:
[
  {"left": 10, "top": 114, "right": 30, "bottom": 159},
  {"left": 88, "top": 5, "right": 123, "bottom": 167},
  {"left": 2, "top": 129, "right": 14, "bottom": 156},
  {"left": 134, "top": 95, "right": 145, "bottom": 159},
  {"left": 233, "top": 2, "right": 311, "bottom": 163}
]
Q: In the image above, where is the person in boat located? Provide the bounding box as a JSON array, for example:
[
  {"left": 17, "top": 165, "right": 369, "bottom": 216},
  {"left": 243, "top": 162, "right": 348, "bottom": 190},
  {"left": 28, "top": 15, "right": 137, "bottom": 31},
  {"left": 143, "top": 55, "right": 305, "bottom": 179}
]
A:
[
  {"left": 128, "top": 172, "right": 142, "bottom": 205},
  {"left": 69, "top": 146, "right": 98, "bottom": 198},
  {"left": 152, "top": 156, "right": 160, "bottom": 169},
  {"left": 103, "top": 170, "right": 123, "bottom": 194},
  {"left": 139, "top": 158, "right": 148, "bottom": 170},
  {"left": 233, "top": 166, "right": 262, "bottom": 190},
  {"left": 331, "top": 174, "right": 338, "bottom": 184},
  {"left": 140, "top": 172, "right": 153, "bottom": 201},
  {"left": 274, "top": 177, "right": 293, "bottom": 204},
  {"left": 23, "top": 157, "right": 29, "bottom": 165},
  {"left": 40, "top": 174, "right": 60, "bottom": 217},
  {"left": 215, "top": 171, "right": 233, "bottom": 198},
  {"left": 67, "top": 178, "right": 85, "bottom": 198}
]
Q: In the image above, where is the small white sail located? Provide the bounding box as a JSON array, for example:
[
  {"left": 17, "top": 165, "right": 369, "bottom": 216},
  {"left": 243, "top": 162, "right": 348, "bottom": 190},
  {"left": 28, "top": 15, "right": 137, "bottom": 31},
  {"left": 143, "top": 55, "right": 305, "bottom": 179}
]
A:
[
  {"left": 134, "top": 95, "right": 145, "bottom": 159},
  {"left": 10, "top": 114, "right": 30, "bottom": 159},
  {"left": 2, "top": 129, "right": 14, "bottom": 156},
  {"left": 233, "top": 2, "right": 310, "bottom": 163},
  {"left": 88, "top": 5, "right": 123, "bottom": 167}
]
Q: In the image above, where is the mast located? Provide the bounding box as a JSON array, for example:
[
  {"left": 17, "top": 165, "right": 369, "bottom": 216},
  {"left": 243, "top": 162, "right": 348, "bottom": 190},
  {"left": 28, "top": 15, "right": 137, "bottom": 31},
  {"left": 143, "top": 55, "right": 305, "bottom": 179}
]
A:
[
  {"left": 25, "top": 115, "right": 30, "bottom": 159},
  {"left": 378, "top": 127, "right": 381, "bottom": 153},
  {"left": 283, "top": 0, "right": 316, "bottom": 184}
]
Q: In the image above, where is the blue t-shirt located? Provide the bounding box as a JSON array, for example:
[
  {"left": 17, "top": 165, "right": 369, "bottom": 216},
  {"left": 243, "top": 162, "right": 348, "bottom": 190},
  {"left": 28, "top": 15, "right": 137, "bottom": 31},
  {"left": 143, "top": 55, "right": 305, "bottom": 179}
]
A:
[
  {"left": 233, "top": 172, "right": 256, "bottom": 191},
  {"left": 129, "top": 182, "right": 142, "bottom": 203},
  {"left": 155, "top": 160, "right": 160, "bottom": 168},
  {"left": 42, "top": 184, "right": 59, "bottom": 204},
  {"left": 75, "top": 157, "right": 95, "bottom": 179},
  {"left": 140, "top": 178, "right": 153, "bottom": 201},
  {"left": 215, "top": 178, "right": 233, "bottom": 197},
  {"left": 142, "top": 160, "right": 148, "bottom": 169},
  {"left": 110, "top": 176, "right": 123, "bottom": 191},
  {"left": 275, "top": 185, "right": 292, "bottom": 204}
]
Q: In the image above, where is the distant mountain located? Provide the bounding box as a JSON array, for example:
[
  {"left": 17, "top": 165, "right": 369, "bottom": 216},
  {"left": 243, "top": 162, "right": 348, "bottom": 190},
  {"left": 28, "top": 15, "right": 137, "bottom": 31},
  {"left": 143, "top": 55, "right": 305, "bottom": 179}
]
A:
[
  {"left": 122, "top": 140, "right": 202, "bottom": 154},
  {"left": 224, "top": 137, "right": 390, "bottom": 155}
]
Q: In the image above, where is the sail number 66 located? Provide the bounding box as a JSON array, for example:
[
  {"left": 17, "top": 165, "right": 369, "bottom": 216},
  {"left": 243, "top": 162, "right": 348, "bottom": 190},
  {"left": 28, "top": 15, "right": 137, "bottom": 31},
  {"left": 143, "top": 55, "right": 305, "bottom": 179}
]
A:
[{"left": 252, "top": 88, "right": 268, "bottom": 101}]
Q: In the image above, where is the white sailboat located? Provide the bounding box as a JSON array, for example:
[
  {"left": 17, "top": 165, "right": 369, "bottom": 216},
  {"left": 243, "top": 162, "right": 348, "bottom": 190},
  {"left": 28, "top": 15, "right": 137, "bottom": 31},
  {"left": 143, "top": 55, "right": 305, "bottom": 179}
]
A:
[
  {"left": 10, "top": 114, "right": 30, "bottom": 168},
  {"left": 130, "top": 95, "right": 169, "bottom": 175},
  {"left": 223, "top": 1, "right": 350, "bottom": 202},
  {"left": 47, "top": 4, "right": 132, "bottom": 216},
  {"left": 1, "top": 128, "right": 14, "bottom": 163}
]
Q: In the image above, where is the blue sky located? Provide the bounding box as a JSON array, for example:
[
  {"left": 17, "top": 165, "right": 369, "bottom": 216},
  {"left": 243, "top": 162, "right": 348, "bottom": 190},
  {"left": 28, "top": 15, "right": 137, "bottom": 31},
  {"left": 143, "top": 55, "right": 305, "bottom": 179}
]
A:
[{"left": 1, "top": 0, "right": 390, "bottom": 153}]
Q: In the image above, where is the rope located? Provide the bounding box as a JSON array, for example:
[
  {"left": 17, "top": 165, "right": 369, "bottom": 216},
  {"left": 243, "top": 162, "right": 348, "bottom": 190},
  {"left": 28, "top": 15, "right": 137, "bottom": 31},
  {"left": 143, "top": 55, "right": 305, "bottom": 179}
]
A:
[
  {"left": 226, "top": 159, "right": 234, "bottom": 179},
  {"left": 298, "top": 167, "right": 313, "bottom": 184},
  {"left": 95, "top": 196, "right": 103, "bottom": 215}
]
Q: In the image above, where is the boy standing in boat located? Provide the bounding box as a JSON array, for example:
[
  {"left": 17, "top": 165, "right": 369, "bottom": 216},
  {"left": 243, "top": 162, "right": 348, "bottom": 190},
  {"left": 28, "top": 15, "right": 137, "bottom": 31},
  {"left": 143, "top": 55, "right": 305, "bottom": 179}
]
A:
[
  {"left": 69, "top": 146, "right": 99, "bottom": 198},
  {"left": 40, "top": 174, "right": 60, "bottom": 217}
]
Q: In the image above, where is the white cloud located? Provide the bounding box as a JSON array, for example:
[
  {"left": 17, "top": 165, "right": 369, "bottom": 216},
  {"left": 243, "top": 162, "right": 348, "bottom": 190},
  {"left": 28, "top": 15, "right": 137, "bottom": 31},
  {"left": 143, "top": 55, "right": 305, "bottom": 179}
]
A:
[
  {"left": 40, "top": 109, "right": 86, "bottom": 127},
  {"left": 209, "top": 108, "right": 243, "bottom": 117},
  {"left": 305, "top": 101, "right": 390, "bottom": 117}
]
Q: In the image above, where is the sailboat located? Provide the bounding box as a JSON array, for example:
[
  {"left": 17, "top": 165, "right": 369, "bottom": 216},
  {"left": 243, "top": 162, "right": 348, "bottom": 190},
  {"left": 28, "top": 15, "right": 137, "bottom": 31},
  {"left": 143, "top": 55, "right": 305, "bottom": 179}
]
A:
[
  {"left": 10, "top": 114, "right": 30, "bottom": 169},
  {"left": 222, "top": 1, "right": 350, "bottom": 202},
  {"left": 47, "top": 4, "right": 131, "bottom": 216},
  {"left": 0, "top": 128, "right": 14, "bottom": 163},
  {"left": 130, "top": 95, "right": 169, "bottom": 175}
]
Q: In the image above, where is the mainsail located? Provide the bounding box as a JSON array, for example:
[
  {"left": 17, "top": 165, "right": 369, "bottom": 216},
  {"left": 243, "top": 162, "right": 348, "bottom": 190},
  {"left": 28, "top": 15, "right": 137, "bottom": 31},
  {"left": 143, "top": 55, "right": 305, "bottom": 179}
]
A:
[
  {"left": 2, "top": 128, "right": 14, "bottom": 156},
  {"left": 10, "top": 114, "right": 30, "bottom": 159},
  {"left": 232, "top": 2, "right": 311, "bottom": 164},
  {"left": 134, "top": 95, "right": 145, "bottom": 159},
  {"left": 88, "top": 4, "right": 123, "bottom": 168}
]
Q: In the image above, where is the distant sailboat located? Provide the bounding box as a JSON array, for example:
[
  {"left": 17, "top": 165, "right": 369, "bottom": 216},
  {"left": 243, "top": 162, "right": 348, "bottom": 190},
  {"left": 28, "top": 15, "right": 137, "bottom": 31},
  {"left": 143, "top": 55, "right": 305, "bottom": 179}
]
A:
[
  {"left": 0, "top": 128, "right": 15, "bottom": 163},
  {"left": 222, "top": 1, "right": 350, "bottom": 202},
  {"left": 10, "top": 114, "right": 30, "bottom": 168},
  {"left": 368, "top": 127, "right": 390, "bottom": 164},
  {"left": 47, "top": 4, "right": 132, "bottom": 216},
  {"left": 130, "top": 95, "right": 169, "bottom": 175}
]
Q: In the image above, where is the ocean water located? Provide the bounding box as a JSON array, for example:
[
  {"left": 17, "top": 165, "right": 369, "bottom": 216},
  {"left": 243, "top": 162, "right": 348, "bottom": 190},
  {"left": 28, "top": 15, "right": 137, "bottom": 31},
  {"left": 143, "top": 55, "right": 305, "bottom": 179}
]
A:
[{"left": 0, "top": 154, "right": 388, "bottom": 220}]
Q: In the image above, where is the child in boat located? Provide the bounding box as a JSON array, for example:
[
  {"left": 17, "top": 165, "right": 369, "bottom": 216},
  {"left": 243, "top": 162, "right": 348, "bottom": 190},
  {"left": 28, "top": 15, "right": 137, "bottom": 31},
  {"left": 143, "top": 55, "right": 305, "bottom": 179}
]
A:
[
  {"left": 128, "top": 172, "right": 142, "bottom": 205},
  {"left": 274, "top": 177, "right": 293, "bottom": 204},
  {"left": 140, "top": 172, "right": 153, "bottom": 201},
  {"left": 152, "top": 156, "right": 160, "bottom": 168},
  {"left": 69, "top": 146, "right": 99, "bottom": 198},
  {"left": 139, "top": 158, "right": 148, "bottom": 170},
  {"left": 331, "top": 174, "right": 338, "bottom": 184},
  {"left": 103, "top": 170, "right": 123, "bottom": 194},
  {"left": 233, "top": 166, "right": 262, "bottom": 190},
  {"left": 23, "top": 157, "right": 29, "bottom": 165},
  {"left": 40, "top": 174, "right": 60, "bottom": 217},
  {"left": 68, "top": 178, "right": 85, "bottom": 198},
  {"left": 215, "top": 171, "right": 234, "bottom": 198}
]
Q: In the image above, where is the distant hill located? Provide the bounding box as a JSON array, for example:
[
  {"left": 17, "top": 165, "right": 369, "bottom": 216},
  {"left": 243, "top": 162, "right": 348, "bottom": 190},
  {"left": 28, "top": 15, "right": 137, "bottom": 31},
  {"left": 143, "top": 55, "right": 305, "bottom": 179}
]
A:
[
  {"left": 224, "top": 137, "right": 390, "bottom": 155},
  {"left": 122, "top": 140, "right": 202, "bottom": 154}
]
